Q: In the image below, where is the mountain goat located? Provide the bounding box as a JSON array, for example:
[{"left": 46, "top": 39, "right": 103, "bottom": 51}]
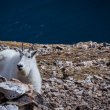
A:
[
  {"left": 17, "top": 46, "right": 42, "bottom": 94},
  {"left": 0, "top": 44, "right": 42, "bottom": 94}
]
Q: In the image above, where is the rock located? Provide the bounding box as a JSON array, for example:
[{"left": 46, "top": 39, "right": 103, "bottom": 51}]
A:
[
  {"left": 0, "top": 76, "right": 53, "bottom": 110},
  {"left": 83, "top": 75, "right": 93, "bottom": 84},
  {"left": 0, "top": 81, "right": 30, "bottom": 99},
  {"left": 75, "top": 105, "right": 91, "bottom": 110},
  {"left": 93, "top": 75, "right": 103, "bottom": 80},
  {"left": 82, "top": 61, "right": 93, "bottom": 67},
  {"left": 6, "top": 94, "right": 35, "bottom": 107},
  {"left": 56, "top": 73, "right": 63, "bottom": 79},
  {"left": 0, "top": 105, "right": 18, "bottom": 110},
  {"left": 106, "top": 61, "right": 110, "bottom": 66},
  {"left": 65, "top": 106, "right": 72, "bottom": 110}
]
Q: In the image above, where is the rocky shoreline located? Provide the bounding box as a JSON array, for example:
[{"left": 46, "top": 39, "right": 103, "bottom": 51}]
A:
[{"left": 0, "top": 41, "right": 110, "bottom": 110}]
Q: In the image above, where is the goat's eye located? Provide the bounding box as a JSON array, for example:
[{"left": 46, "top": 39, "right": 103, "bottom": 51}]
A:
[{"left": 20, "top": 55, "right": 22, "bottom": 58}]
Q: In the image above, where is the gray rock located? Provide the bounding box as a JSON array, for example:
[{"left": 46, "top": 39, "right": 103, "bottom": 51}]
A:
[
  {"left": 0, "top": 105, "right": 18, "bottom": 110},
  {"left": 0, "top": 81, "right": 29, "bottom": 99}
]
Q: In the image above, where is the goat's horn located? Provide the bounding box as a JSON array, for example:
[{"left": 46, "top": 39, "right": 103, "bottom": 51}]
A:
[
  {"left": 31, "top": 44, "right": 34, "bottom": 50},
  {"left": 28, "top": 44, "right": 34, "bottom": 52},
  {"left": 21, "top": 42, "right": 24, "bottom": 51}
]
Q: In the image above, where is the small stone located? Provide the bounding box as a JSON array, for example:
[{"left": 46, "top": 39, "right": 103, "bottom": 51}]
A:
[
  {"left": 56, "top": 73, "right": 63, "bottom": 79},
  {"left": 65, "top": 106, "right": 71, "bottom": 110},
  {"left": 5, "top": 105, "right": 19, "bottom": 110}
]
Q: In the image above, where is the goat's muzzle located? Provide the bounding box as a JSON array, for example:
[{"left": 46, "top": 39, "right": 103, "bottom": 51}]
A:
[{"left": 17, "top": 64, "right": 23, "bottom": 70}]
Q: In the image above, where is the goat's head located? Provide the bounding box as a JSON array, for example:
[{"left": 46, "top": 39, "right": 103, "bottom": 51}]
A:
[{"left": 17, "top": 43, "right": 37, "bottom": 76}]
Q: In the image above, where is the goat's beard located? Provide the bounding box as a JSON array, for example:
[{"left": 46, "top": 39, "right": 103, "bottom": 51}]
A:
[{"left": 17, "top": 69, "right": 27, "bottom": 77}]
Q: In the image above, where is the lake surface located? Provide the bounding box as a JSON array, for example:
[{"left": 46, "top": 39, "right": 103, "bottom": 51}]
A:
[{"left": 0, "top": 0, "right": 110, "bottom": 44}]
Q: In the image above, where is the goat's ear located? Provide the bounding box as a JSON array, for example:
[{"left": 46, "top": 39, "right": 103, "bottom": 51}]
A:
[
  {"left": 17, "top": 49, "right": 22, "bottom": 54},
  {"left": 31, "top": 50, "right": 37, "bottom": 57},
  {"left": 17, "top": 49, "right": 23, "bottom": 57}
]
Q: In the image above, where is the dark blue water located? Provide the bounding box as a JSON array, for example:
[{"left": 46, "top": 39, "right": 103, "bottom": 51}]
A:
[{"left": 0, "top": 0, "right": 110, "bottom": 44}]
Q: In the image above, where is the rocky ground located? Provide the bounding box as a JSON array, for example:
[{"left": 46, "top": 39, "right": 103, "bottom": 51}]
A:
[{"left": 0, "top": 41, "right": 110, "bottom": 110}]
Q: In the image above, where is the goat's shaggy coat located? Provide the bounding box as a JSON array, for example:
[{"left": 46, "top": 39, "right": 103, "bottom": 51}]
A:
[{"left": 0, "top": 49, "right": 20, "bottom": 79}]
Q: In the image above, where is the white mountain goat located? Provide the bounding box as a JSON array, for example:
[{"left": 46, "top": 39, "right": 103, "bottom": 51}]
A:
[
  {"left": 0, "top": 44, "right": 42, "bottom": 94},
  {"left": 17, "top": 44, "right": 42, "bottom": 94}
]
